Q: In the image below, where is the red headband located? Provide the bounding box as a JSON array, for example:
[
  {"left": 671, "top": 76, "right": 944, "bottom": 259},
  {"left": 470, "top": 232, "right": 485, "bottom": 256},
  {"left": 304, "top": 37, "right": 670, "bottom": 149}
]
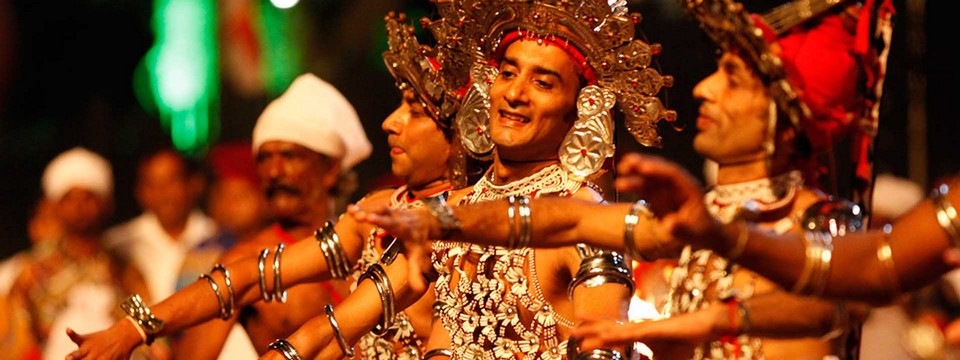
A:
[{"left": 492, "top": 31, "right": 599, "bottom": 86}]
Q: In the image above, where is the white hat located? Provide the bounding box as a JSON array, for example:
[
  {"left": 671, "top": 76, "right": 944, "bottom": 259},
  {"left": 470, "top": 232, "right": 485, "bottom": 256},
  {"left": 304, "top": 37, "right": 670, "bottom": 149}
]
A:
[
  {"left": 42, "top": 147, "right": 113, "bottom": 201},
  {"left": 252, "top": 73, "right": 372, "bottom": 170}
]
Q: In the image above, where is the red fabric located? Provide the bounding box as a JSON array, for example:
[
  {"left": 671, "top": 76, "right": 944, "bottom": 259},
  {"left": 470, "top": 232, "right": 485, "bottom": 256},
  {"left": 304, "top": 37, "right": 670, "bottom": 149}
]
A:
[
  {"left": 271, "top": 223, "right": 345, "bottom": 305},
  {"left": 208, "top": 141, "right": 260, "bottom": 188},
  {"left": 771, "top": 15, "right": 859, "bottom": 151},
  {"left": 491, "top": 31, "right": 599, "bottom": 85}
]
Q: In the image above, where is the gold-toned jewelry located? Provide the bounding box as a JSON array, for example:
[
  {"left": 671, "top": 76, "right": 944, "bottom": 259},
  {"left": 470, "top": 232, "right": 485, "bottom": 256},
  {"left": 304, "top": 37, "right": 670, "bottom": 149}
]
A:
[
  {"left": 209, "top": 264, "right": 235, "bottom": 319},
  {"left": 623, "top": 199, "right": 652, "bottom": 261},
  {"left": 725, "top": 220, "right": 750, "bottom": 260},
  {"left": 199, "top": 274, "right": 229, "bottom": 320},
  {"left": 933, "top": 184, "right": 960, "bottom": 248},
  {"left": 422, "top": 348, "right": 454, "bottom": 359},
  {"left": 877, "top": 223, "right": 901, "bottom": 296},
  {"left": 809, "top": 232, "right": 834, "bottom": 297},
  {"left": 272, "top": 243, "right": 288, "bottom": 303},
  {"left": 267, "top": 339, "right": 303, "bottom": 360},
  {"left": 324, "top": 304, "right": 355, "bottom": 357},
  {"left": 315, "top": 221, "right": 353, "bottom": 280},
  {"left": 120, "top": 294, "right": 164, "bottom": 345},
  {"left": 792, "top": 231, "right": 823, "bottom": 295},
  {"left": 257, "top": 248, "right": 273, "bottom": 302}
]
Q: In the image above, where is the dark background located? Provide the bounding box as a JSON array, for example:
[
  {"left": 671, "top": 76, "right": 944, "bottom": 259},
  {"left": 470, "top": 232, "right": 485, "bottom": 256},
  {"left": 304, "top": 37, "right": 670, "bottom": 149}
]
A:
[{"left": 0, "top": 0, "right": 955, "bottom": 259}]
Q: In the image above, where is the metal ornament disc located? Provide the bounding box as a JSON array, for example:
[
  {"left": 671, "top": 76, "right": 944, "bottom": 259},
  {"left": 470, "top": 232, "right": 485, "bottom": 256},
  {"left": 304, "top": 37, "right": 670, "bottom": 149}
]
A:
[
  {"left": 560, "top": 86, "right": 617, "bottom": 179},
  {"left": 456, "top": 64, "right": 499, "bottom": 159}
]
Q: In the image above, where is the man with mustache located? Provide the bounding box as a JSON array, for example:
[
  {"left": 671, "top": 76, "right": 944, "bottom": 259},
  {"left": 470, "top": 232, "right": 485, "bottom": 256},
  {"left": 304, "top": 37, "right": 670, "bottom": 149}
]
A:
[
  {"left": 63, "top": 11, "right": 482, "bottom": 358},
  {"left": 163, "top": 73, "right": 372, "bottom": 359}
]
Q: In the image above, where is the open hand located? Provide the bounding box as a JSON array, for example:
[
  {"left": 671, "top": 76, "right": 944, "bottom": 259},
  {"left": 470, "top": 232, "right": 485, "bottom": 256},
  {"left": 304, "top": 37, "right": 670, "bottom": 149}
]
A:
[
  {"left": 349, "top": 204, "right": 436, "bottom": 293},
  {"left": 65, "top": 322, "right": 141, "bottom": 360}
]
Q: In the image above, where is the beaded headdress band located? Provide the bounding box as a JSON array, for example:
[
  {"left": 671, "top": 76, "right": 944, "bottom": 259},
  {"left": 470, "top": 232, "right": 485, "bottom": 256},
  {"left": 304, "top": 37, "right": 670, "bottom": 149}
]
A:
[{"left": 423, "top": 0, "right": 675, "bottom": 179}]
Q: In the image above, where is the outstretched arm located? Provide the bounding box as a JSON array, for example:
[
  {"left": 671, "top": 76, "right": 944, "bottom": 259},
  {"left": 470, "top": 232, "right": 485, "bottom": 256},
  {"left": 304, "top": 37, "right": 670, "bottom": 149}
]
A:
[
  {"left": 571, "top": 289, "right": 871, "bottom": 352},
  {"left": 614, "top": 153, "right": 960, "bottom": 303},
  {"left": 66, "top": 209, "right": 372, "bottom": 359},
  {"left": 260, "top": 254, "right": 432, "bottom": 360}
]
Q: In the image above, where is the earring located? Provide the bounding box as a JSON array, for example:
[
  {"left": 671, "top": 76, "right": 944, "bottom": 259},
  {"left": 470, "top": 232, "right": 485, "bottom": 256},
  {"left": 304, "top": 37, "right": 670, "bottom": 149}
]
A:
[
  {"left": 456, "top": 64, "right": 498, "bottom": 160},
  {"left": 559, "top": 85, "right": 617, "bottom": 180}
]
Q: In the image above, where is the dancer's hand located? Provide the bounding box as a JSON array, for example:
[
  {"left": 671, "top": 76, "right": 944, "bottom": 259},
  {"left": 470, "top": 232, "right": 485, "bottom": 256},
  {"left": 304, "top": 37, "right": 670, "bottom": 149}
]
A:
[
  {"left": 349, "top": 204, "right": 437, "bottom": 292},
  {"left": 64, "top": 321, "right": 141, "bottom": 360},
  {"left": 615, "top": 153, "right": 725, "bottom": 250}
]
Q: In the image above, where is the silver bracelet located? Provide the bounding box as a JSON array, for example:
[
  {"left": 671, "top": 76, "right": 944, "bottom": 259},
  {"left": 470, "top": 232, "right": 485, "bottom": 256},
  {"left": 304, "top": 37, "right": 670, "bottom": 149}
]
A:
[
  {"left": 516, "top": 195, "right": 532, "bottom": 249},
  {"left": 506, "top": 196, "right": 518, "bottom": 249},
  {"left": 199, "top": 274, "right": 229, "bottom": 320},
  {"left": 568, "top": 251, "right": 634, "bottom": 299},
  {"left": 623, "top": 199, "right": 652, "bottom": 261},
  {"left": 258, "top": 248, "right": 274, "bottom": 302},
  {"left": 267, "top": 339, "right": 303, "bottom": 360},
  {"left": 209, "top": 264, "right": 236, "bottom": 319},
  {"left": 315, "top": 221, "right": 353, "bottom": 280},
  {"left": 324, "top": 304, "right": 355, "bottom": 357},
  {"left": 358, "top": 263, "right": 396, "bottom": 336},
  {"left": 422, "top": 348, "right": 453, "bottom": 359},
  {"left": 273, "top": 243, "right": 288, "bottom": 303},
  {"left": 120, "top": 294, "right": 164, "bottom": 345}
]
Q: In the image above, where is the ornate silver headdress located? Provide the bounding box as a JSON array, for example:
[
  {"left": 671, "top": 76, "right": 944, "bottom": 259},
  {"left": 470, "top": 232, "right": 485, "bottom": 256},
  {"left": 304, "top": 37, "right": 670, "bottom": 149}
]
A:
[
  {"left": 382, "top": 12, "right": 477, "bottom": 187},
  {"left": 423, "top": 0, "right": 675, "bottom": 179}
]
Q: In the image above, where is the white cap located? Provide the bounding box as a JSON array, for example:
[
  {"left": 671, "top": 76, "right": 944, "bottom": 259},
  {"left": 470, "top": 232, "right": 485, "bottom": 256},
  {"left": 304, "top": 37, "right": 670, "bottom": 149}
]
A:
[
  {"left": 252, "top": 73, "right": 372, "bottom": 170},
  {"left": 41, "top": 147, "right": 113, "bottom": 201}
]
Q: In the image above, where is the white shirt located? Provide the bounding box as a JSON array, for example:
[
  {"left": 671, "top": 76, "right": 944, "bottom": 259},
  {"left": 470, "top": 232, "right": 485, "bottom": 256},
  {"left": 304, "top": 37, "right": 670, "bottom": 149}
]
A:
[{"left": 106, "top": 210, "right": 258, "bottom": 359}]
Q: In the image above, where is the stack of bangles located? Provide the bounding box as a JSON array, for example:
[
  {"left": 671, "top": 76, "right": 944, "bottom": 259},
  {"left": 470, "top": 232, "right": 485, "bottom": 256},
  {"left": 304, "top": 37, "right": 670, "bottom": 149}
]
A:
[
  {"left": 791, "top": 231, "right": 834, "bottom": 296},
  {"left": 200, "top": 264, "right": 236, "bottom": 320},
  {"left": 315, "top": 221, "right": 354, "bottom": 280},
  {"left": 358, "top": 263, "right": 396, "bottom": 336},
  {"left": 257, "top": 243, "right": 289, "bottom": 303},
  {"left": 567, "top": 251, "right": 635, "bottom": 299},
  {"left": 120, "top": 294, "right": 164, "bottom": 345},
  {"left": 505, "top": 195, "right": 532, "bottom": 249}
]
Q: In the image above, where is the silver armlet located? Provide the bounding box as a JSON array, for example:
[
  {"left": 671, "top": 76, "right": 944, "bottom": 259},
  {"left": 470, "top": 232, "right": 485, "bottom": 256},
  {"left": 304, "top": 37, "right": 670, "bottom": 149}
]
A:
[
  {"left": 821, "top": 301, "right": 850, "bottom": 340},
  {"left": 506, "top": 195, "right": 532, "bottom": 249},
  {"left": 120, "top": 294, "right": 164, "bottom": 345},
  {"left": 423, "top": 348, "right": 454, "bottom": 359},
  {"left": 273, "top": 243, "right": 288, "bottom": 303},
  {"left": 358, "top": 263, "right": 396, "bottom": 336},
  {"left": 568, "top": 251, "right": 635, "bottom": 299},
  {"left": 315, "top": 221, "right": 353, "bottom": 280},
  {"left": 267, "top": 339, "right": 303, "bottom": 360},
  {"left": 324, "top": 304, "right": 356, "bottom": 357},
  {"left": 623, "top": 199, "right": 655, "bottom": 261},
  {"left": 258, "top": 248, "right": 274, "bottom": 302},
  {"left": 933, "top": 184, "right": 960, "bottom": 248}
]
